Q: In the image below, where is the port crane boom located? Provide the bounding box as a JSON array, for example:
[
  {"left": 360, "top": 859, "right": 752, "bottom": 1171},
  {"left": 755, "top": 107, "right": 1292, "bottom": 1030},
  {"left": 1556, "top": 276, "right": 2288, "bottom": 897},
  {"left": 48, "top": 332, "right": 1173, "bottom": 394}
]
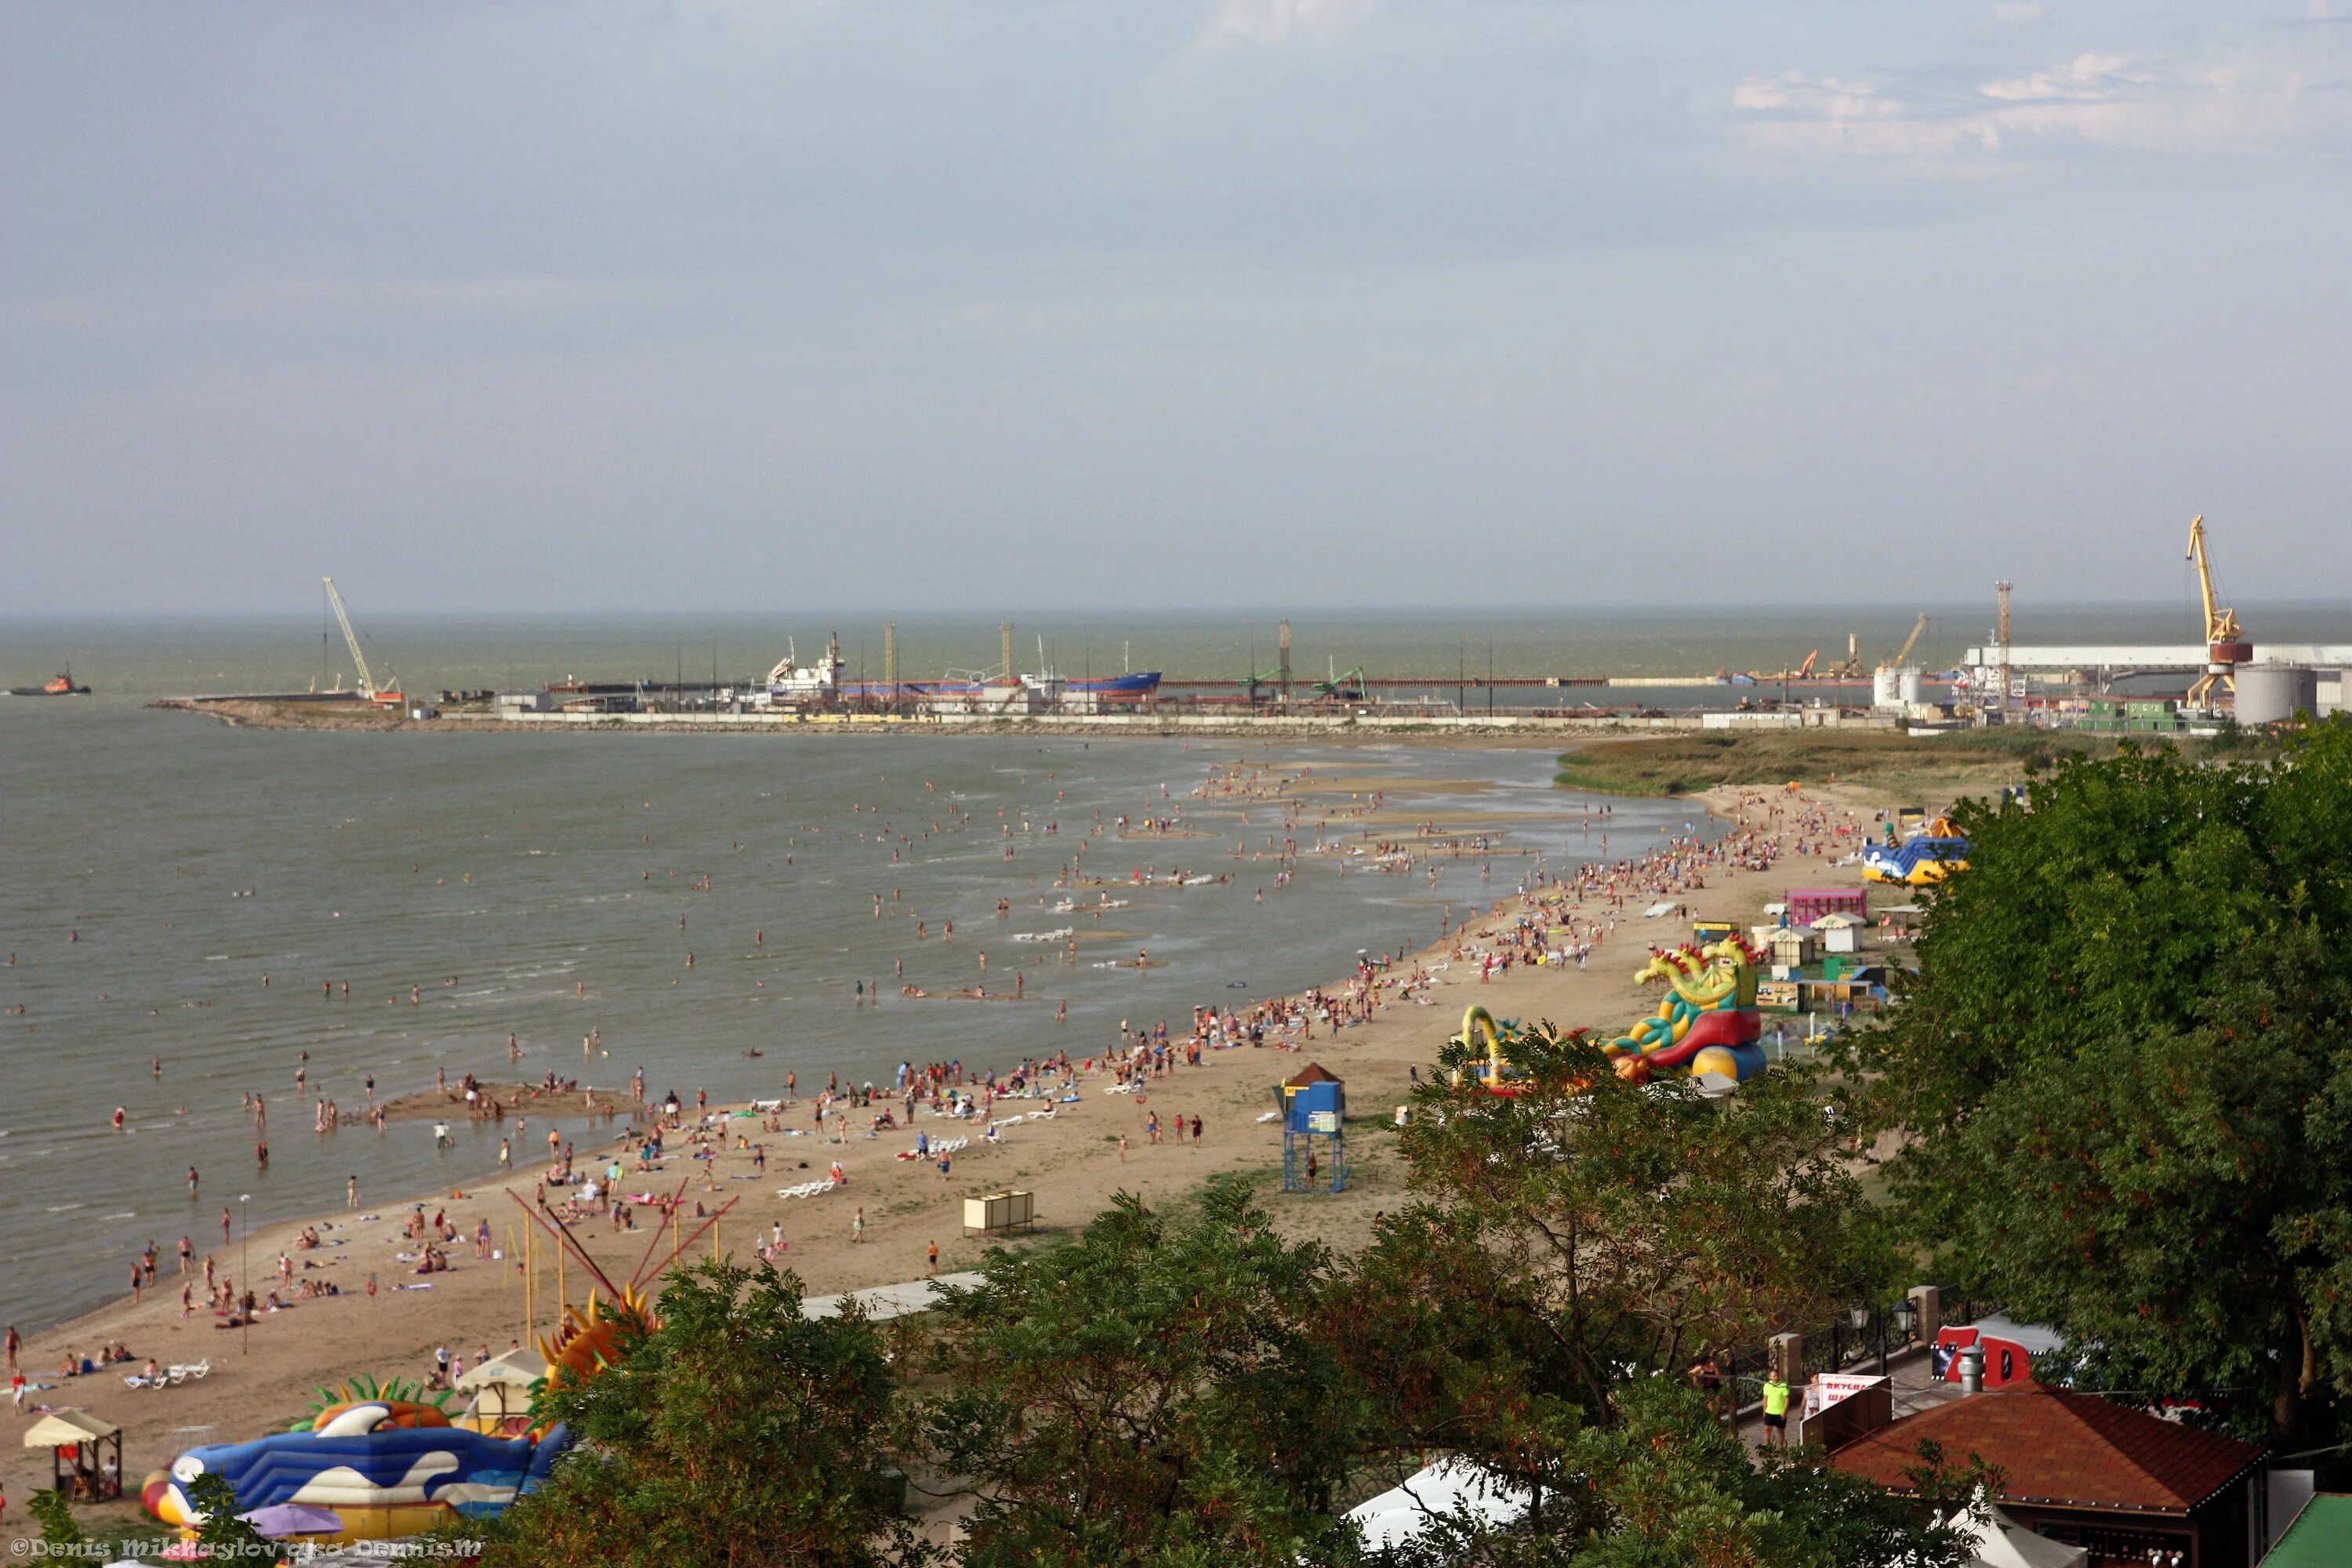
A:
[
  {"left": 1882, "top": 612, "right": 1929, "bottom": 671},
  {"left": 2185, "top": 514, "right": 2241, "bottom": 647},
  {"left": 322, "top": 576, "right": 399, "bottom": 705},
  {"left": 2184, "top": 514, "right": 2245, "bottom": 706}
]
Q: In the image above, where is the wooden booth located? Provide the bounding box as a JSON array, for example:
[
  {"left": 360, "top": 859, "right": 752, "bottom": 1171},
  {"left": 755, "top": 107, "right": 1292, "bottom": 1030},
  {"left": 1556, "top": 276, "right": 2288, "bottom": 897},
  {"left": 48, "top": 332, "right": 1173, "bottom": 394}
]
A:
[{"left": 24, "top": 1409, "right": 123, "bottom": 1502}]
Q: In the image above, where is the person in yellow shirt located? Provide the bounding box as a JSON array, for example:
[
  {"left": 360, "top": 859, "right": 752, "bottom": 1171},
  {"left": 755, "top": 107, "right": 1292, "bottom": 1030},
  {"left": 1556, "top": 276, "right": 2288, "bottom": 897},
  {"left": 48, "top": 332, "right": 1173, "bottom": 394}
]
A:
[{"left": 1761, "top": 1370, "right": 1792, "bottom": 1449}]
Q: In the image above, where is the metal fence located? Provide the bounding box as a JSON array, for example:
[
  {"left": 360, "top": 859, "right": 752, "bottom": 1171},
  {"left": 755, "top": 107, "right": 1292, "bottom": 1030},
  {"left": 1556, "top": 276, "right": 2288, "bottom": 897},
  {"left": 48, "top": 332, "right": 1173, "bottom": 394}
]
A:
[{"left": 1715, "top": 1289, "right": 2001, "bottom": 1417}]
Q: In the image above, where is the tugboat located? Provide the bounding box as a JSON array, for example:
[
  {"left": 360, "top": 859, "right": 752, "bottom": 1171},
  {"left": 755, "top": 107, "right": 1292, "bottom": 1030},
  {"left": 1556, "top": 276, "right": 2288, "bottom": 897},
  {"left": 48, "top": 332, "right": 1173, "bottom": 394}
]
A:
[{"left": 7, "top": 667, "right": 91, "bottom": 697}]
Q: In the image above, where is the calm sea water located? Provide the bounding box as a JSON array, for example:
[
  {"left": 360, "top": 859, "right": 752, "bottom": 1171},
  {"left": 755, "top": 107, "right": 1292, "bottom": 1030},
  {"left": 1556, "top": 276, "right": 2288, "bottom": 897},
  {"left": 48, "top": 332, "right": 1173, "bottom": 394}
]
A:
[
  {"left": 0, "top": 633, "right": 1733, "bottom": 1330},
  {"left": 12, "top": 601, "right": 2351, "bottom": 704},
  {"left": 6, "top": 604, "right": 2348, "bottom": 1330}
]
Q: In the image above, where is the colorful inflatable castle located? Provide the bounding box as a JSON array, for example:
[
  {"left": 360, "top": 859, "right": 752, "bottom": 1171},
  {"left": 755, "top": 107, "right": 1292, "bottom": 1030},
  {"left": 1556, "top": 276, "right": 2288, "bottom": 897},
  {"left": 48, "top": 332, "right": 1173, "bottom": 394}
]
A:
[
  {"left": 1861, "top": 815, "right": 1969, "bottom": 886},
  {"left": 1449, "top": 935, "right": 1768, "bottom": 1094}
]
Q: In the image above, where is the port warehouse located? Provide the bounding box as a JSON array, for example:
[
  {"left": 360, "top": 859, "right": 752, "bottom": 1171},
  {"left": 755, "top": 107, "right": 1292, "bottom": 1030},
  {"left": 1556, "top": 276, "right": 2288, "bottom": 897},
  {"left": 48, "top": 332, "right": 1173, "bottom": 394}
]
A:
[{"left": 474, "top": 663, "right": 2350, "bottom": 726}]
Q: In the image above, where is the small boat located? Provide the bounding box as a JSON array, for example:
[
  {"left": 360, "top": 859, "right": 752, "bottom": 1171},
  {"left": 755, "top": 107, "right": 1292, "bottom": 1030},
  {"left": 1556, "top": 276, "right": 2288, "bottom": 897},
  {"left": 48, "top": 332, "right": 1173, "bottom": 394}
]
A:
[{"left": 8, "top": 668, "right": 90, "bottom": 697}]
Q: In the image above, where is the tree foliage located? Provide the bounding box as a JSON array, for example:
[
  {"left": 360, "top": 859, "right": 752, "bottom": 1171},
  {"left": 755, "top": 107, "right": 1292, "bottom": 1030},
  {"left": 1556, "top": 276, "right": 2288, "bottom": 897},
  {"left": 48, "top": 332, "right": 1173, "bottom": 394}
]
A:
[
  {"left": 922, "top": 1181, "right": 1363, "bottom": 1568},
  {"left": 187, "top": 1470, "right": 280, "bottom": 1559},
  {"left": 1368, "top": 1380, "right": 1980, "bottom": 1568},
  {"left": 1364, "top": 1025, "right": 1893, "bottom": 1439},
  {"left": 1860, "top": 720, "right": 2352, "bottom": 1443},
  {"left": 27, "top": 1489, "right": 83, "bottom": 1548},
  {"left": 483, "top": 1257, "right": 923, "bottom": 1568}
]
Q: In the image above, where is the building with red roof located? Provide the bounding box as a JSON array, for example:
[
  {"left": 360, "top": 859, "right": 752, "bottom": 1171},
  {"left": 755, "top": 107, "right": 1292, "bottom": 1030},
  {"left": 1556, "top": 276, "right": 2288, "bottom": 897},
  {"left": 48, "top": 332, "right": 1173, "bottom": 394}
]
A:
[{"left": 1827, "top": 1382, "right": 2267, "bottom": 1566}]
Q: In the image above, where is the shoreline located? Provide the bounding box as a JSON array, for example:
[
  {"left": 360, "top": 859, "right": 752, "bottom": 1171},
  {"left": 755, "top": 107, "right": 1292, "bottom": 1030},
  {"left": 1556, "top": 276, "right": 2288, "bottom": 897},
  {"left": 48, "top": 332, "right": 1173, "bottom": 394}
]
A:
[
  {"left": 4, "top": 776, "right": 1902, "bottom": 1543},
  {"left": 152, "top": 696, "right": 1708, "bottom": 740}
]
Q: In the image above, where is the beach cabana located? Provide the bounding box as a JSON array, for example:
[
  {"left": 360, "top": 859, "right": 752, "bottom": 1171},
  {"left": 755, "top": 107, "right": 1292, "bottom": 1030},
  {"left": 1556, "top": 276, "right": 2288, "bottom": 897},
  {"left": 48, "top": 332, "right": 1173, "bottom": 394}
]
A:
[
  {"left": 455, "top": 1346, "right": 549, "bottom": 1433},
  {"left": 1810, "top": 912, "right": 1865, "bottom": 953},
  {"left": 1766, "top": 927, "right": 1817, "bottom": 970},
  {"left": 1787, "top": 887, "right": 1866, "bottom": 926},
  {"left": 24, "top": 1409, "right": 123, "bottom": 1501}
]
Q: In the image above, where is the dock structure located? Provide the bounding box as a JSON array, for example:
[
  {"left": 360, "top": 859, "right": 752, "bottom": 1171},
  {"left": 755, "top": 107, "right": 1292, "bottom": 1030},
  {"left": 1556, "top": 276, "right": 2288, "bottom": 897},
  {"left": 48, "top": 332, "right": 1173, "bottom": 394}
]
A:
[{"left": 1961, "top": 644, "right": 2352, "bottom": 678}]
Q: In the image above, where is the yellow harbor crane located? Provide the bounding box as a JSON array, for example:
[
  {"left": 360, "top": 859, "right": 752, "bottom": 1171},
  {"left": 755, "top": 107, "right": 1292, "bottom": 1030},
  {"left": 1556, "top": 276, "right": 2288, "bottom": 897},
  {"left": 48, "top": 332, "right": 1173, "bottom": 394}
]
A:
[
  {"left": 1879, "top": 612, "right": 1929, "bottom": 672},
  {"left": 2184, "top": 515, "right": 2249, "bottom": 707},
  {"left": 322, "top": 576, "right": 402, "bottom": 707}
]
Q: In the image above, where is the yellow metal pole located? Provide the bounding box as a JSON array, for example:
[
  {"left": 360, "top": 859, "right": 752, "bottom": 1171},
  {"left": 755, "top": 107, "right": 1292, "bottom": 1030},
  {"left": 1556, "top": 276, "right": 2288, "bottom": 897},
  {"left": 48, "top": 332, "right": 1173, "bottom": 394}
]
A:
[{"left": 711, "top": 1213, "right": 720, "bottom": 1263}]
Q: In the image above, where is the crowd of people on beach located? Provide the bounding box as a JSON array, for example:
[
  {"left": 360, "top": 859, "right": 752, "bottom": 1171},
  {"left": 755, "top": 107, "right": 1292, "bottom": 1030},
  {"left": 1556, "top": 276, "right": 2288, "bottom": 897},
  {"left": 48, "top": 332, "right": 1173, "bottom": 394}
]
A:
[{"left": 24, "top": 754, "right": 1893, "bottom": 1473}]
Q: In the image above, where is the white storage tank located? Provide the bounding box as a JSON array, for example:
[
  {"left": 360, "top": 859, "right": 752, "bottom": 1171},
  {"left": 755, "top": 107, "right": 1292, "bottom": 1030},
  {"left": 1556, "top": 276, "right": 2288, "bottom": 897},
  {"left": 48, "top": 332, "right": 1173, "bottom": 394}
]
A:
[
  {"left": 1871, "top": 669, "right": 1904, "bottom": 710},
  {"left": 1896, "top": 668, "right": 1924, "bottom": 706},
  {"left": 2234, "top": 663, "right": 2318, "bottom": 725}
]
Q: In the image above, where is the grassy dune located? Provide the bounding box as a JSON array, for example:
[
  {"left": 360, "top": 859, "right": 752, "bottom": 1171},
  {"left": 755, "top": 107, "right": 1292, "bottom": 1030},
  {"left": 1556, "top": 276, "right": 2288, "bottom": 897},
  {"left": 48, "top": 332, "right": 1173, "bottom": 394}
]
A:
[{"left": 1552, "top": 726, "right": 2220, "bottom": 798}]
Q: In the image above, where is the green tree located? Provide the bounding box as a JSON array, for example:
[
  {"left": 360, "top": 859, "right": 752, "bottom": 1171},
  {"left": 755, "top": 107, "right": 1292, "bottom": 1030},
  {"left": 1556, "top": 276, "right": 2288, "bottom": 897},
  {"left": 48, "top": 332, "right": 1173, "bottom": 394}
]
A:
[
  {"left": 26, "top": 1488, "right": 82, "bottom": 1548},
  {"left": 186, "top": 1470, "right": 278, "bottom": 1559},
  {"left": 1860, "top": 721, "right": 2352, "bottom": 1444},
  {"left": 1365, "top": 1381, "right": 1981, "bottom": 1568},
  {"left": 482, "top": 1257, "right": 924, "bottom": 1568},
  {"left": 922, "top": 1181, "right": 1362, "bottom": 1567},
  {"left": 1361, "top": 1026, "right": 1893, "bottom": 1437}
]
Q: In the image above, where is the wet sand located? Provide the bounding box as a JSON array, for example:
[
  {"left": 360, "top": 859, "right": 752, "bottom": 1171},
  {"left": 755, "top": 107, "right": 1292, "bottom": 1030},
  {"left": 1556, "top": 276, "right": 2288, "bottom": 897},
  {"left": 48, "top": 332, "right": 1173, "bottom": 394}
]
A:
[{"left": 376, "top": 1083, "right": 639, "bottom": 1125}]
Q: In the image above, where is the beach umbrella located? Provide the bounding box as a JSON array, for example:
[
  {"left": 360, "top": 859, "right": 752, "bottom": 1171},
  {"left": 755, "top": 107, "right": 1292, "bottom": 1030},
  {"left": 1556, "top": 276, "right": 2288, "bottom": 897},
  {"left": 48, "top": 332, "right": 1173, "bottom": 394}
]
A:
[{"left": 238, "top": 1502, "right": 343, "bottom": 1537}]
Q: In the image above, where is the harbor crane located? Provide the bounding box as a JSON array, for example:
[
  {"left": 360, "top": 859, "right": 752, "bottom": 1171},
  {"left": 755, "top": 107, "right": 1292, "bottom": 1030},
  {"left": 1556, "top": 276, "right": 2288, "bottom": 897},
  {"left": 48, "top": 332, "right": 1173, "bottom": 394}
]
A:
[
  {"left": 2185, "top": 514, "right": 2249, "bottom": 707},
  {"left": 322, "top": 576, "right": 402, "bottom": 707},
  {"left": 1880, "top": 613, "right": 1929, "bottom": 672},
  {"left": 1314, "top": 663, "right": 1368, "bottom": 702}
]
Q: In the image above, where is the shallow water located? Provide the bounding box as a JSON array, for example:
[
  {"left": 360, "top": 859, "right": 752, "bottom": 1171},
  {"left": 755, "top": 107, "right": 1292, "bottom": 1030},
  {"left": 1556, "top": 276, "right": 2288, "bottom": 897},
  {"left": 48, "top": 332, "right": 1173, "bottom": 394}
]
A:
[{"left": 0, "top": 682, "right": 1708, "bottom": 1330}]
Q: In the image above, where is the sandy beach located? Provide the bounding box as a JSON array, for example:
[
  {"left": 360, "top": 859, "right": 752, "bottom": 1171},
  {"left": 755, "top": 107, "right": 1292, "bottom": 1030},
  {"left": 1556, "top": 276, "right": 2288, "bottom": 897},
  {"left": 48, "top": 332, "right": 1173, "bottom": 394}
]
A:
[{"left": 2, "top": 778, "right": 1900, "bottom": 1544}]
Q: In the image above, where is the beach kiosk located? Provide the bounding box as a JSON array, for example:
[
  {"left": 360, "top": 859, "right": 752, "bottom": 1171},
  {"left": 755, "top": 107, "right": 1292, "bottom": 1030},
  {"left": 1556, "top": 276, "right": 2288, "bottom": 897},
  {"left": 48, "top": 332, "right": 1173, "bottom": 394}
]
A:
[
  {"left": 1787, "top": 887, "right": 1866, "bottom": 927},
  {"left": 1279, "top": 1063, "right": 1346, "bottom": 1195},
  {"left": 455, "top": 1345, "right": 550, "bottom": 1435},
  {"left": 25, "top": 1409, "right": 122, "bottom": 1502},
  {"left": 1811, "top": 912, "right": 1865, "bottom": 953}
]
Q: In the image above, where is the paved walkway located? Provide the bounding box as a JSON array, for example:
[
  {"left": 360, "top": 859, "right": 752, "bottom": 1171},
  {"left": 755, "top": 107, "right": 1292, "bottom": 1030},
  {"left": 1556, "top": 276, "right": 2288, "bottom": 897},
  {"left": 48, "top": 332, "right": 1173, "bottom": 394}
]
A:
[
  {"left": 803, "top": 1272, "right": 985, "bottom": 1322},
  {"left": 1736, "top": 1341, "right": 1959, "bottom": 1454}
]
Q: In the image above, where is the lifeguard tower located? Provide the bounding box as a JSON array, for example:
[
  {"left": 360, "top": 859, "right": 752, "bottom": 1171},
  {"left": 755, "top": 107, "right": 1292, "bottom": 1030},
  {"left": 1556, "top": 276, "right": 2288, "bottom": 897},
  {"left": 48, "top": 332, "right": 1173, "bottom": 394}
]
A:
[{"left": 1279, "top": 1063, "right": 1346, "bottom": 1194}]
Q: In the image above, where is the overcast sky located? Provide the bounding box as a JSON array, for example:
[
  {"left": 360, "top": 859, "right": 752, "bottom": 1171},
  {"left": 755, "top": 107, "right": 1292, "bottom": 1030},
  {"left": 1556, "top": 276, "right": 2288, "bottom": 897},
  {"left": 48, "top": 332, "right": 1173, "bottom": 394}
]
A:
[{"left": 3, "top": 1, "right": 2347, "bottom": 615}]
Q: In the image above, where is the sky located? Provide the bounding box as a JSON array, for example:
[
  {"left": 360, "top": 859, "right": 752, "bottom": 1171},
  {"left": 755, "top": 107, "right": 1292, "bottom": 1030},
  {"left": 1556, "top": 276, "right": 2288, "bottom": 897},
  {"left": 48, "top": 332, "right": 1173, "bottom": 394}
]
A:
[{"left": 3, "top": 0, "right": 2347, "bottom": 615}]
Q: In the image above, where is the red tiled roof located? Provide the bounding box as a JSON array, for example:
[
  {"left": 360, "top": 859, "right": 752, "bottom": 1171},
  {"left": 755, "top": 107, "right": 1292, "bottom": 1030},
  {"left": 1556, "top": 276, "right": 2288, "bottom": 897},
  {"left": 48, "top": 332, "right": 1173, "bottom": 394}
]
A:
[{"left": 1828, "top": 1383, "right": 2263, "bottom": 1514}]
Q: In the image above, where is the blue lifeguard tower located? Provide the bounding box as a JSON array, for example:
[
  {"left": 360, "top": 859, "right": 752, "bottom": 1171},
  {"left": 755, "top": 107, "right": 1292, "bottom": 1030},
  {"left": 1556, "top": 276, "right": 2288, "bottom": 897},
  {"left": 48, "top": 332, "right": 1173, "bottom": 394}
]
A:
[{"left": 1279, "top": 1063, "right": 1347, "bottom": 1194}]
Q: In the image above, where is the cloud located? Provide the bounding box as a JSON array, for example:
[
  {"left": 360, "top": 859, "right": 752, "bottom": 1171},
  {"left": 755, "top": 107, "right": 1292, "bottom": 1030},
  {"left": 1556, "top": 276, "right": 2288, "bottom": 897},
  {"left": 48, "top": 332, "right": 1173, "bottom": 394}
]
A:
[
  {"left": 1978, "top": 2, "right": 2051, "bottom": 37},
  {"left": 1731, "top": 38, "right": 2339, "bottom": 167},
  {"left": 1730, "top": 71, "right": 2001, "bottom": 160},
  {"left": 1199, "top": 0, "right": 1378, "bottom": 49}
]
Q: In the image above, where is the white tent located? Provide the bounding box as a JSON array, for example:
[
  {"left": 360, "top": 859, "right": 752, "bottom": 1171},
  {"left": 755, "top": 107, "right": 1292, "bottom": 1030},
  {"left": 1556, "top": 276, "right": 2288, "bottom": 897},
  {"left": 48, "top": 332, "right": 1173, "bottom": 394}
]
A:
[
  {"left": 1345, "top": 1458, "right": 1530, "bottom": 1552},
  {"left": 456, "top": 1345, "right": 549, "bottom": 1425},
  {"left": 1942, "top": 1504, "right": 2089, "bottom": 1568}
]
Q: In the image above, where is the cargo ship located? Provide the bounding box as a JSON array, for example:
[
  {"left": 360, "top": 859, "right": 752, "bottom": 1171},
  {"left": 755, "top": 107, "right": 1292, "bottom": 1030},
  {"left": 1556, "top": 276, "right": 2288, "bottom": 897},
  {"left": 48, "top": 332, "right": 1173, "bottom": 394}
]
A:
[
  {"left": 1061, "top": 671, "right": 1161, "bottom": 699},
  {"left": 8, "top": 668, "right": 91, "bottom": 697}
]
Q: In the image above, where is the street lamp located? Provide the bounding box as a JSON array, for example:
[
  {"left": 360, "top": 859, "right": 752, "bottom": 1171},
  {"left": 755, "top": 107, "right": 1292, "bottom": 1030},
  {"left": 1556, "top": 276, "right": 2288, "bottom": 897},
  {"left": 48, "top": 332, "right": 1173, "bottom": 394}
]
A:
[{"left": 238, "top": 1194, "right": 251, "bottom": 1356}]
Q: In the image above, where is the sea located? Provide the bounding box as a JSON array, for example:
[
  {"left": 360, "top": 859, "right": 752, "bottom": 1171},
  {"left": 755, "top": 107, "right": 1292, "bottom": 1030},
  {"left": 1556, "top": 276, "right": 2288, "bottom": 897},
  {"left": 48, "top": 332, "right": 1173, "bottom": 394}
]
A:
[{"left": 3, "top": 604, "right": 2345, "bottom": 1330}]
